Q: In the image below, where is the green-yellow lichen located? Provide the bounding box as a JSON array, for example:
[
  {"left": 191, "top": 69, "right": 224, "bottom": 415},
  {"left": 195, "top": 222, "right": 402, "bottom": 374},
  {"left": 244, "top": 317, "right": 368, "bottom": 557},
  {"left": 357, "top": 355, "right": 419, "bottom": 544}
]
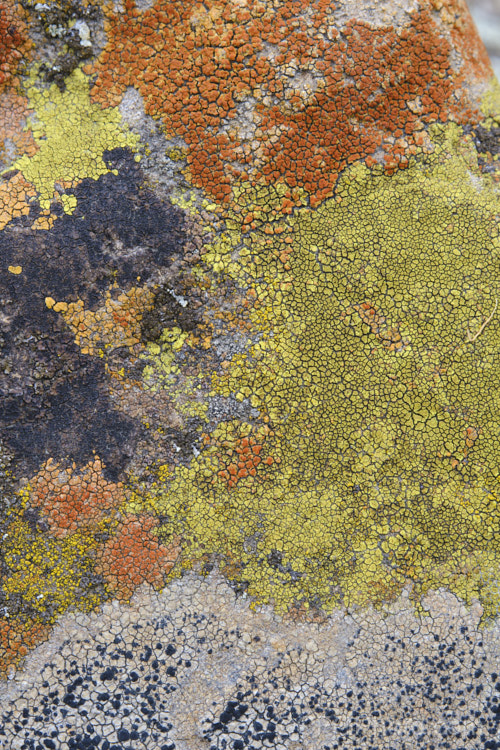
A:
[
  {"left": 11, "top": 67, "right": 140, "bottom": 213},
  {"left": 142, "top": 327, "right": 208, "bottom": 420},
  {"left": 134, "top": 123, "right": 500, "bottom": 618},
  {"left": 2, "top": 515, "right": 99, "bottom": 620},
  {"left": 142, "top": 327, "right": 189, "bottom": 382},
  {"left": 480, "top": 76, "right": 500, "bottom": 126}
]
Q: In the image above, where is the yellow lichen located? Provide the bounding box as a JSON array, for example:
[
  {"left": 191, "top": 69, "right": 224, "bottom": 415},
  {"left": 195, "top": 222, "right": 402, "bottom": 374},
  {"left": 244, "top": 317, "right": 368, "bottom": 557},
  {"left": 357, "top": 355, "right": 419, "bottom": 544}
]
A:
[
  {"left": 2, "top": 516, "right": 99, "bottom": 620},
  {"left": 133, "top": 124, "right": 500, "bottom": 618},
  {"left": 48, "top": 284, "right": 154, "bottom": 356},
  {"left": 11, "top": 67, "right": 140, "bottom": 214}
]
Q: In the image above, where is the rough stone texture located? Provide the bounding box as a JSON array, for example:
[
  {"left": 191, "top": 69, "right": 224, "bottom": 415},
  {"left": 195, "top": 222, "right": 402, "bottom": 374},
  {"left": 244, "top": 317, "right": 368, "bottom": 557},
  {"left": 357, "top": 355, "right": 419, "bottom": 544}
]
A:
[
  {"left": 1, "top": 575, "right": 500, "bottom": 750},
  {"left": 0, "top": 0, "right": 500, "bottom": 747}
]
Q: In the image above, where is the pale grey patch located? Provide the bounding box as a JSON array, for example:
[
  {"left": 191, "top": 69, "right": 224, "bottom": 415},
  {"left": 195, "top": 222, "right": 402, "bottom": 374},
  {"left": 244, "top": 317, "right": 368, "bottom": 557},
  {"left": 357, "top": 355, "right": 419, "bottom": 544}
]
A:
[
  {"left": 334, "top": 0, "right": 419, "bottom": 27},
  {"left": 72, "top": 20, "right": 91, "bottom": 47},
  {"left": 1, "top": 577, "right": 499, "bottom": 750},
  {"left": 118, "top": 87, "right": 191, "bottom": 203}
]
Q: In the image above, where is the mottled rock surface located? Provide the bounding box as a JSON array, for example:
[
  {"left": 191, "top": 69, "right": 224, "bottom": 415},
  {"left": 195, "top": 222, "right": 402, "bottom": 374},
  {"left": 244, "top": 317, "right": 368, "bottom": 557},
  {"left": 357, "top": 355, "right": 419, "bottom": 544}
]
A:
[{"left": 0, "top": 0, "right": 500, "bottom": 747}]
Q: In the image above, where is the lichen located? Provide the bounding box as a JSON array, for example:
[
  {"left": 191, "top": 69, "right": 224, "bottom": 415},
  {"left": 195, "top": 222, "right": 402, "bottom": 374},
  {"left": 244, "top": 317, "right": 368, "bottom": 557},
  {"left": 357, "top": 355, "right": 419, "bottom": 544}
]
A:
[
  {"left": 12, "top": 67, "right": 140, "bottom": 214},
  {"left": 90, "top": 0, "right": 490, "bottom": 206},
  {"left": 133, "top": 124, "right": 500, "bottom": 617},
  {"left": 2, "top": 514, "right": 100, "bottom": 620}
]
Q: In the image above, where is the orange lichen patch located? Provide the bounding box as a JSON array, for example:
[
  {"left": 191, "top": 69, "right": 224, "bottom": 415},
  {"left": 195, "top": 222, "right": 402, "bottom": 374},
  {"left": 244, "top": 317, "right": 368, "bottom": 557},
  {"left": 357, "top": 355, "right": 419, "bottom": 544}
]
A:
[
  {"left": 29, "top": 457, "right": 125, "bottom": 539},
  {"left": 0, "top": 0, "right": 30, "bottom": 95},
  {"left": 0, "top": 618, "right": 49, "bottom": 677},
  {"left": 46, "top": 285, "right": 155, "bottom": 356},
  {"left": 95, "top": 515, "right": 180, "bottom": 600},
  {"left": 30, "top": 208, "right": 57, "bottom": 231},
  {"left": 91, "top": 0, "right": 485, "bottom": 206},
  {"left": 427, "top": 0, "right": 493, "bottom": 85},
  {"left": 0, "top": 88, "right": 37, "bottom": 165},
  {"left": 212, "top": 429, "right": 274, "bottom": 490},
  {"left": 0, "top": 2, "right": 35, "bottom": 181},
  {"left": 0, "top": 172, "right": 36, "bottom": 229}
]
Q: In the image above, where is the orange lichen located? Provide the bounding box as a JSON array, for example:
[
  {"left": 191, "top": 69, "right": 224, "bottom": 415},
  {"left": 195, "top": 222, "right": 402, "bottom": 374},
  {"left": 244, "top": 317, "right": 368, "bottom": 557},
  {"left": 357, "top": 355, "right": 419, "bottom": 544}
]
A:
[
  {"left": 30, "top": 208, "right": 57, "bottom": 231},
  {"left": 90, "top": 0, "right": 488, "bottom": 206},
  {"left": 29, "top": 457, "right": 125, "bottom": 539},
  {"left": 209, "top": 428, "right": 275, "bottom": 490},
  {"left": 0, "top": 618, "right": 50, "bottom": 677},
  {"left": 0, "top": 2, "right": 35, "bottom": 169},
  {"left": 95, "top": 515, "right": 180, "bottom": 600},
  {"left": 447, "top": 424, "right": 481, "bottom": 469},
  {"left": 46, "top": 285, "right": 155, "bottom": 356},
  {"left": 341, "top": 301, "right": 408, "bottom": 353},
  {"left": 0, "top": 172, "right": 36, "bottom": 229},
  {"left": 0, "top": 87, "right": 36, "bottom": 160},
  {"left": 218, "top": 435, "right": 266, "bottom": 488},
  {"left": 0, "top": 0, "right": 30, "bottom": 96},
  {"left": 428, "top": 0, "right": 493, "bottom": 86},
  {"left": 0, "top": 2, "right": 36, "bottom": 224}
]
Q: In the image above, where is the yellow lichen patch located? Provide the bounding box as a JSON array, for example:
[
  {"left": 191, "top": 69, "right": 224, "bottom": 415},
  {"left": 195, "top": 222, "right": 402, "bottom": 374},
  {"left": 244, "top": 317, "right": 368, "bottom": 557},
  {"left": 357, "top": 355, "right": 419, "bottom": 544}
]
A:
[
  {"left": 141, "top": 326, "right": 209, "bottom": 421},
  {"left": 142, "top": 327, "right": 189, "bottom": 381},
  {"left": 480, "top": 74, "right": 500, "bottom": 126},
  {"left": 12, "top": 67, "right": 140, "bottom": 214},
  {"left": 7, "top": 265, "right": 22, "bottom": 275},
  {"left": 133, "top": 124, "right": 500, "bottom": 618},
  {"left": 226, "top": 180, "right": 308, "bottom": 234},
  {"left": 2, "top": 516, "right": 99, "bottom": 620},
  {"left": 48, "top": 284, "right": 154, "bottom": 356}
]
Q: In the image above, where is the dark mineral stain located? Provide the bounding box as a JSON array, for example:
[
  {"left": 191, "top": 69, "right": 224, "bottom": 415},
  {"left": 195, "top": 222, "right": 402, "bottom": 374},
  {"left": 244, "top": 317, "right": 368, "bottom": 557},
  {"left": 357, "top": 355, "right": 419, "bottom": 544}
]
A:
[{"left": 0, "top": 148, "right": 186, "bottom": 479}]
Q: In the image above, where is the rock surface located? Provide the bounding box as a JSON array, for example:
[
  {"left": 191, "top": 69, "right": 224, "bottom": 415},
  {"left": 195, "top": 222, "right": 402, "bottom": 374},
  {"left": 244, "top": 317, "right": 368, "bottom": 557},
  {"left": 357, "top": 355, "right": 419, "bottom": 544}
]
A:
[{"left": 0, "top": 1, "right": 500, "bottom": 747}]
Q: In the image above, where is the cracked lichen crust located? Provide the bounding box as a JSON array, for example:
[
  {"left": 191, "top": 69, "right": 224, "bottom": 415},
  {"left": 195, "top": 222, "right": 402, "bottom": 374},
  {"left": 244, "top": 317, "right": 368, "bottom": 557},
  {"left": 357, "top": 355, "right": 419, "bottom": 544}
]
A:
[
  {"left": 1, "top": 0, "right": 500, "bottom": 679},
  {"left": 136, "top": 123, "right": 500, "bottom": 617},
  {"left": 1, "top": 574, "right": 499, "bottom": 750},
  {"left": 11, "top": 67, "right": 139, "bottom": 216}
]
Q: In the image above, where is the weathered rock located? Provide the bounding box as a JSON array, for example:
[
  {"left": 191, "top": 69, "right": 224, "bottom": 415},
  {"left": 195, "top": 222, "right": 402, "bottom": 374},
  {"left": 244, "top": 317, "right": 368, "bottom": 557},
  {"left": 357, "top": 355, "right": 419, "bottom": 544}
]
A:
[{"left": 0, "top": 0, "right": 500, "bottom": 746}]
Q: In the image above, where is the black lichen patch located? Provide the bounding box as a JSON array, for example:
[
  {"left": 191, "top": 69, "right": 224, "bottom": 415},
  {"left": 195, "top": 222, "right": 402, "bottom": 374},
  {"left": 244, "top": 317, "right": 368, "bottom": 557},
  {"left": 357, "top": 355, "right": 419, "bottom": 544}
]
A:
[
  {"left": 0, "top": 335, "right": 135, "bottom": 481},
  {"left": 2, "top": 148, "right": 186, "bottom": 306},
  {"left": 0, "top": 148, "right": 186, "bottom": 479},
  {"left": 141, "top": 284, "right": 201, "bottom": 345},
  {"left": 473, "top": 124, "right": 500, "bottom": 157}
]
